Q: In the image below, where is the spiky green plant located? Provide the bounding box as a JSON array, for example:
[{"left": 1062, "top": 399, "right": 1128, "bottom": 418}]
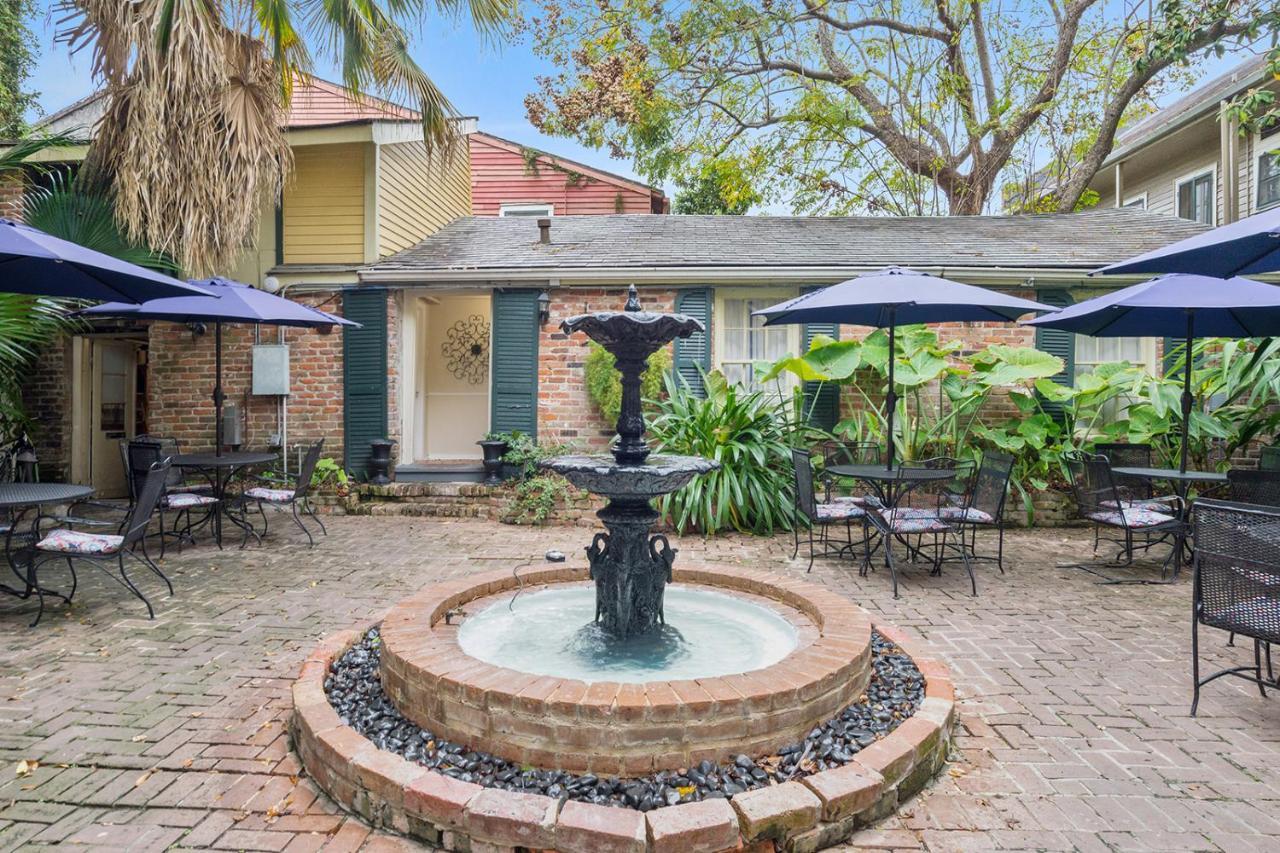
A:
[{"left": 647, "top": 371, "right": 807, "bottom": 535}]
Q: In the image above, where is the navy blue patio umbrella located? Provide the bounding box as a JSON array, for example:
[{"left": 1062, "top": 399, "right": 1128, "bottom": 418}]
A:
[
  {"left": 754, "top": 266, "right": 1058, "bottom": 468},
  {"left": 0, "top": 218, "right": 211, "bottom": 302},
  {"left": 1025, "top": 273, "right": 1280, "bottom": 472},
  {"left": 1096, "top": 207, "right": 1280, "bottom": 278},
  {"left": 80, "top": 277, "right": 359, "bottom": 456}
]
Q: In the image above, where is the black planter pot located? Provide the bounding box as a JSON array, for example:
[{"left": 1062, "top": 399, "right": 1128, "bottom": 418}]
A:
[
  {"left": 369, "top": 438, "right": 396, "bottom": 485},
  {"left": 478, "top": 440, "right": 509, "bottom": 486}
]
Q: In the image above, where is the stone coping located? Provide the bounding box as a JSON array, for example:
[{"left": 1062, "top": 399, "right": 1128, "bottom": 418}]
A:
[
  {"left": 378, "top": 566, "right": 874, "bottom": 774},
  {"left": 291, "top": 618, "right": 955, "bottom": 852}
]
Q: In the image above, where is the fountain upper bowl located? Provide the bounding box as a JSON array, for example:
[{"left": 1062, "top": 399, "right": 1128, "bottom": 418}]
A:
[{"left": 543, "top": 453, "right": 719, "bottom": 499}]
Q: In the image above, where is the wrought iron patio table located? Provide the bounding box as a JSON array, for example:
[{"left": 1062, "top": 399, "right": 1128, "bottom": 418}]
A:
[
  {"left": 0, "top": 483, "right": 95, "bottom": 599},
  {"left": 172, "top": 452, "right": 277, "bottom": 547},
  {"left": 827, "top": 464, "right": 957, "bottom": 563}
]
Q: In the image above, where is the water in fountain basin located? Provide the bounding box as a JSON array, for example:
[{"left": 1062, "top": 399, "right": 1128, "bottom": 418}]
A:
[{"left": 456, "top": 585, "right": 799, "bottom": 683}]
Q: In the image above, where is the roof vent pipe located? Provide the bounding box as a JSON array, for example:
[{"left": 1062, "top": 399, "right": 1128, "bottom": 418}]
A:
[{"left": 537, "top": 218, "right": 551, "bottom": 244}]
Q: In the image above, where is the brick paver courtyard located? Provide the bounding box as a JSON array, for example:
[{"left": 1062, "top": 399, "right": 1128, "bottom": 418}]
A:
[{"left": 1, "top": 517, "right": 1278, "bottom": 851}]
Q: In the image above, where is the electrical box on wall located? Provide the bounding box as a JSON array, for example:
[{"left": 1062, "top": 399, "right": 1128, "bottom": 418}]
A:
[{"left": 252, "top": 344, "right": 290, "bottom": 395}]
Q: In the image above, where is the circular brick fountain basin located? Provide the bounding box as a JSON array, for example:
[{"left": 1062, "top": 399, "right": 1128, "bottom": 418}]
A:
[
  {"left": 290, "top": 565, "right": 957, "bottom": 852},
  {"left": 378, "top": 565, "right": 873, "bottom": 775}
]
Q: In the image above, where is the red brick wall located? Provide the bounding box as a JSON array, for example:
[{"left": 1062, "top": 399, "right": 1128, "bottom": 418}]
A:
[
  {"left": 538, "top": 287, "right": 679, "bottom": 450},
  {"left": 146, "top": 291, "right": 347, "bottom": 461},
  {"left": 24, "top": 338, "right": 72, "bottom": 481},
  {"left": 0, "top": 172, "right": 25, "bottom": 219}
]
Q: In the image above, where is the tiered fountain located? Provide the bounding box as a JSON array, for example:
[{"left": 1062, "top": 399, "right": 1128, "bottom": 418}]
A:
[{"left": 291, "top": 288, "right": 955, "bottom": 852}]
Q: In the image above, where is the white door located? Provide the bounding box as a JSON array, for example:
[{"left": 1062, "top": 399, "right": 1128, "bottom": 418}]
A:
[
  {"left": 423, "top": 295, "right": 491, "bottom": 459},
  {"left": 90, "top": 340, "right": 137, "bottom": 497}
]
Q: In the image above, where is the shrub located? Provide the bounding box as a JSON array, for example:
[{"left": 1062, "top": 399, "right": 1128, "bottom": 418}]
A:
[
  {"left": 647, "top": 371, "right": 807, "bottom": 535},
  {"left": 584, "top": 341, "right": 671, "bottom": 424},
  {"left": 503, "top": 473, "right": 574, "bottom": 525}
]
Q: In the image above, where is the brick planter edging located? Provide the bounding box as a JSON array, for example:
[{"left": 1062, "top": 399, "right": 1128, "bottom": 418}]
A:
[
  {"left": 378, "top": 565, "right": 875, "bottom": 775},
  {"left": 290, "top": 620, "right": 956, "bottom": 851}
]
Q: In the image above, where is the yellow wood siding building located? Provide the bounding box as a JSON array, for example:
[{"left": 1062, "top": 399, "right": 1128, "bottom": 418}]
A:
[
  {"left": 378, "top": 139, "right": 472, "bottom": 258},
  {"left": 284, "top": 142, "right": 368, "bottom": 264}
]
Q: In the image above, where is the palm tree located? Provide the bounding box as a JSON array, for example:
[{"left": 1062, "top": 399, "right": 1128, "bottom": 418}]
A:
[{"left": 58, "top": 0, "right": 515, "bottom": 275}]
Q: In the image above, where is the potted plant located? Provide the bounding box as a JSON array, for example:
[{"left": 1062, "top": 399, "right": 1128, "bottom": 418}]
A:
[{"left": 478, "top": 431, "right": 510, "bottom": 485}]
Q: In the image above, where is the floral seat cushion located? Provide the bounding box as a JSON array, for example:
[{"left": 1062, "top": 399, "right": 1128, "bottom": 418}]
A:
[
  {"left": 246, "top": 486, "right": 295, "bottom": 502},
  {"left": 37, "top": 528, "right": 124, "bottom": 555},
  {"left": 831, "top": 495, "right": 872, "bottom": 506},
  {"left": 815, "top": 502, "right": 866, "bottom": 521},
  {"left": 1086, "top": 506, "right": 1176, "bottom": 528},
  {"left": 938, "top": 506, "right": 995, "bottom": 524},
  {"left": 165, "top": 493, "right": 218, "bottom": 509},
  {"left": 878, "top": 508, "right": 949, "bottom": 533}
]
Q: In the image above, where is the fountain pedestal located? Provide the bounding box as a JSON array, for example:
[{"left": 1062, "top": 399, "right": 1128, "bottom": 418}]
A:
[{"left": 545, "top": 286, "right": 717, "bottom": 640}]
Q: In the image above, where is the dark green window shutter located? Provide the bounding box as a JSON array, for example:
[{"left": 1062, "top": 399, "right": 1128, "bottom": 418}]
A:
[
  {"left": 342, "top": 288, "right": 389, "bottom": 479},
  {"left": 801, "top": 288, "right": 839, "bottom": 429},
  {"left": 491, "top": 289, "right": 540, "bottom": 437},
  {"left": 674, "top": 288, "right": 711, "bottom": 396},
  {"left": 1034, "top": 289, "right": 1075, "bottom": 420}
]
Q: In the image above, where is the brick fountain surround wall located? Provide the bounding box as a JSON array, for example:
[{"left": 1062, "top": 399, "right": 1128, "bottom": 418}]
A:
[{"left": 290, "top": 565, "right": 956, "bottom": 852}]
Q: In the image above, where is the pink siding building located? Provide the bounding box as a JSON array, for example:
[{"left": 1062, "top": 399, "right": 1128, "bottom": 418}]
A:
[{"left": 469, "top": 132, "right": 667, "bottom": 217}]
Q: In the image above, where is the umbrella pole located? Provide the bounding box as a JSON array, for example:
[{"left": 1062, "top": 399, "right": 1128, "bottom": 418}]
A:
[
  {"left": 215, "top": 321, "right": 224, "bottom": 458},
  {"left": 886, "top": 313, "right": 897, "bottom": 470},
  {"left": 1179, "top": 313, "right": 1193, "bottom": 474}
]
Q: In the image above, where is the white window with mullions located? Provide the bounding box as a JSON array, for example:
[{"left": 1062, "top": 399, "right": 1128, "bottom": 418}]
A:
[
  {"left": 1257, "top": 131, "right": 1280, "bottom": 211},
  {"left": 714, "top": 289, "right": 799, "bottom": 393},
  {"left": 1075, "top": 336, "right": 1158, "bottom": 422},
  {"left": 1175, "top": 168, "right": 1215, "bottom": 224}
]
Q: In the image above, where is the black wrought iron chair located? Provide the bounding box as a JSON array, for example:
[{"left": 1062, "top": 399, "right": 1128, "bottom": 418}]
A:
[
  {"left": 1189, "top": 499, "right": 1280, "bottom": 715},
  {"left": 1227, "top": 469, "right": 1280, "bottom": 508},
  {"left": 817, "top": 440, "right": 880, "bottom": 508},
  {"left": 246, "top": 439, "right": 327, "bottom": 547},
  {"left": 791, "top": 448, "right": 869, "bottom": 573},
  {"left": 939, "top": 451, "right": 1014, "bottom": 573},
  {"left": 127, "top": 438, "right": 219, "bottom": 555},
  {"left": 866, "top": 457, "right": 973, "bottom": 598},
  {"left": 28, "top": 460, "right": 174, "bottom": 626},
  {"left": 1063, "top": 450, "right": 1184, "bottom": 581}
]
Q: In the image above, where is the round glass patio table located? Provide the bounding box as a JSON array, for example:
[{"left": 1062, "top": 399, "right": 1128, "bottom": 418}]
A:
[
  {"left": 0, "top": 483, "right": 95, "bottom": 598},
  {"left": 172, "top": 452, "right": 277, "bottom": 547}
]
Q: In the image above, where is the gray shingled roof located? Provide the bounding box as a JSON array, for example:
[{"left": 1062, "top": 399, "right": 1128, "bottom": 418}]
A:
[{"left": 364, "top": 208, "right": 1209, "bottom": 277}]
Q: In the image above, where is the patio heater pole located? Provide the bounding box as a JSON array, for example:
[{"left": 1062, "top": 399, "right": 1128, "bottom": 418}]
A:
[
  {"left": 885, "top": 308, "right": 897, "bottom": 470},
  {"left": 214, "top": 321, "right": 224, "bottom": 458},
  {"left": 1178, "top": 311, "right": 1194, "bottom": 474}
]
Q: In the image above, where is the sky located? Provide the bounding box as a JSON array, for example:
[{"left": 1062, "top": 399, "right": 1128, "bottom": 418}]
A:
[{"left": 21, "top": 3, "right": 1260, "bottom": 208}]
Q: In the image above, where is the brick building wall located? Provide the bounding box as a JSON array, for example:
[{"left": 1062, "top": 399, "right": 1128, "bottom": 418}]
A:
[
  {"left": 24, "top": 339, "right": 73, "bottom": 481},
  {"left": 146, "top": 291, "right": 347, "bottom": 460},
  {"left": 0, "top": 172, "right": 25, "bottom": 219}
]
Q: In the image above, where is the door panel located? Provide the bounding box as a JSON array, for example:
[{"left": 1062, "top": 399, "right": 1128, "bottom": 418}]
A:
[{"left": 91, "top": 340, "right": 136, "bottom": 497}]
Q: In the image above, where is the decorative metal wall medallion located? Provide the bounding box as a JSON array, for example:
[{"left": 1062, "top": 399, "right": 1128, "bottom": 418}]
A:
[{"left": 442, "top": 315, "right": 490, "bottom": 383}]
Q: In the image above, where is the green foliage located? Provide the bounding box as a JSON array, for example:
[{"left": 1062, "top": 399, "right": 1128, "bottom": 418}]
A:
[
  {"left": 310, "top": 457, "right": 350, "bottom": 490},
  {"left": 647, "top": 371, "right": 815, "bottom": 535},
  {"left": 584, "top": 341, "right": 670, "bottom": 424},
  {"left": 673, "top": 160, "right": 760, "bottom": 214},
  {"left": 765, "top": 327, "right": 1064, "bottom": 466},
  {"left": 526, "top": 0, "right": 1274, "bottom": 215},
  {"left": 23, "top": 172, "right": 179, "bottom": 273},
  {"left": 504, "top": 474, "right": 574, "bottom": 525},
  {"left": 489, "top": 431, "right": 569, "bottom": 479},
  {"left": 0, "top": 0, "right": 38, "bottom": 138}
]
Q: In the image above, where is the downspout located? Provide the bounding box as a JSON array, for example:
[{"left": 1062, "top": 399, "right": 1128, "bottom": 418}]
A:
[
  {"left": 1113, "top": 161, "right": 1124, "bottom": 208},
  {"left": 1220, "top": 99, "right": 1240, "bottom": 224}
]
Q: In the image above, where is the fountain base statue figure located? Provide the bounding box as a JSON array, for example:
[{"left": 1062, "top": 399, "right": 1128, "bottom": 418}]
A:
[{"left": 543, "top": 287, "right": 718, "bottom": 640}]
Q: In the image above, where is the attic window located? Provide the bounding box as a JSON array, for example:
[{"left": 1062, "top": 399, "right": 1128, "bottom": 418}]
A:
[{"left": 500, "top": 203, "right": 554, "bottom": 218}]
